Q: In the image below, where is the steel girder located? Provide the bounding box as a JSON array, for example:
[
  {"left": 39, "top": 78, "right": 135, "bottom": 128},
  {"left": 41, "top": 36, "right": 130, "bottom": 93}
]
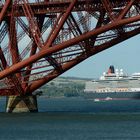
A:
[{"left": 0, "top": 0, "right": 140, "bottom": 95}]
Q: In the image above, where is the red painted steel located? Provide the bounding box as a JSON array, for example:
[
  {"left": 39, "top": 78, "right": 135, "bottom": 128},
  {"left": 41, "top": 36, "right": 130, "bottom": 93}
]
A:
[
  {"left": 0, "top": 0, "right": 11, "bottom": 23},
  {"left": 0, "top": 0, "right": 140, "bottom": 96}
]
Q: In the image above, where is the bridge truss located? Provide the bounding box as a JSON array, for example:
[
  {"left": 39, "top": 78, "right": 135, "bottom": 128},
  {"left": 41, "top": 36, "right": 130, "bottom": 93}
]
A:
[{"left": 0, "top": 0, "right": 140, "bottom": 96}]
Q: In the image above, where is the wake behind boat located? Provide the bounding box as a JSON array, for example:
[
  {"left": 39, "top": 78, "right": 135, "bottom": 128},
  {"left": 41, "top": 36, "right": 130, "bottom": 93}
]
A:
[{"left": 84, "top": 65, "right": 140, "bottom": 100}]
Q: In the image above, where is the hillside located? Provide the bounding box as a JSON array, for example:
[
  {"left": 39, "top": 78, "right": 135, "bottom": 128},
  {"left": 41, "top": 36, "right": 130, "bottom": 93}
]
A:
[{"left": 39, "top": 77, "right": 91, "bottom": 97}]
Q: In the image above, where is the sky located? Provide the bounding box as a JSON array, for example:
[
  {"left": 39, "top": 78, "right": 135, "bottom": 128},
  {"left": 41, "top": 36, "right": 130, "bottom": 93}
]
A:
[{"left": 62, "top": 34, "right": 140, "bottom": 79}]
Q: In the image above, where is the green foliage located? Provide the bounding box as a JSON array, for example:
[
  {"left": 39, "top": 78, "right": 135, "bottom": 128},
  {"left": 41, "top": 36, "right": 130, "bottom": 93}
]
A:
[{"left": 41, "top": 81, "right": 85, "bottom": 97}]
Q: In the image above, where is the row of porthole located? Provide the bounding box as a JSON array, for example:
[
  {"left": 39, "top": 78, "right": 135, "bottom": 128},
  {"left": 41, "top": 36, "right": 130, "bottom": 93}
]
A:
[{"left": 97, "top": 89, "right": 129, "bottom": 92}]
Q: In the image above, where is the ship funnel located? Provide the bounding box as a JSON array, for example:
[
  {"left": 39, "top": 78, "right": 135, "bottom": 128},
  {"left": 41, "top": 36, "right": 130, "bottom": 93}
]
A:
[{"left": 108, "top": 65, "right": 115, "bottom": 74}]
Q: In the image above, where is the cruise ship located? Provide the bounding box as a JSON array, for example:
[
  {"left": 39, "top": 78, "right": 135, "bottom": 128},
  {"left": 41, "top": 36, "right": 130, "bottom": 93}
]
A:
[{"left": 84, "top": 66, "right": 140, "bottom": 100}]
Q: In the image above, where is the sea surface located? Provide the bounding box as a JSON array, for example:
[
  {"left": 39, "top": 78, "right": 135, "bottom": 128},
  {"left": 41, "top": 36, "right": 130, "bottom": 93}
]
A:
[{"left": 1, "top": 97, "right": 140, "bottom": 139}]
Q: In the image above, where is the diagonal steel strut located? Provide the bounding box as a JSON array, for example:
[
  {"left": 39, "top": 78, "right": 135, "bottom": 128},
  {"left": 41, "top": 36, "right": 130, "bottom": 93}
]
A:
[{"left": 0, "top": 14, "right": 140, "bottom": 80}]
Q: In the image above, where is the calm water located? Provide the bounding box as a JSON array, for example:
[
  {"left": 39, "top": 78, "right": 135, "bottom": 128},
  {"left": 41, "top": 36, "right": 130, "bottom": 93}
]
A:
[{"left": 1, "top": 97, "right": 140, "bottom": 139}]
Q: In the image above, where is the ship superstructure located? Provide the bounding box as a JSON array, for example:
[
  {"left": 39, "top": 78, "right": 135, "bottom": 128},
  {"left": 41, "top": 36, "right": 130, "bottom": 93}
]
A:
[{"left": 84, "top": 66, "right": 140, "bottom": 99}]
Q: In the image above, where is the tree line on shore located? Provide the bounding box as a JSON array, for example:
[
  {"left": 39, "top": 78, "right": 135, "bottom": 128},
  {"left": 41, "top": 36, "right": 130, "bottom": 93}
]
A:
[{"left": 41, "top": 80, "right": 85, "bottom": 97}]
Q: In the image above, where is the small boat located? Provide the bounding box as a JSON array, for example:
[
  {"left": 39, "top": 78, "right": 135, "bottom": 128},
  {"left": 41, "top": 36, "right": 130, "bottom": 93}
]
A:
[
  {"left": 94, "top": 98, "right": 100, "bottom": 102},
  {"left": 105, "top": 97, "right": 112, "bottom": 101}
]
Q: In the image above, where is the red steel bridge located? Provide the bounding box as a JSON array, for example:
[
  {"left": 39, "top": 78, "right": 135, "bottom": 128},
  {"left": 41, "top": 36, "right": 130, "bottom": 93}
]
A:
[{"left": 0, "top": 0, "right": 140, "bottom": 96}]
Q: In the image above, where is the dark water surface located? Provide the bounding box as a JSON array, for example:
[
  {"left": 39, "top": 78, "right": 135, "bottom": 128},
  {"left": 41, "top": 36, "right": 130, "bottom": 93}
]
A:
[{"left": 1, "top": 97, "right": 140, "bottom": 139}]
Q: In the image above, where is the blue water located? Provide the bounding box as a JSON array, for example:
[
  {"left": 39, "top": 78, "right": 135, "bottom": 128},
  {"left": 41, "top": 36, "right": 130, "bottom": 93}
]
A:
[{"left": 1, "top": 97, "right": 140, "bottom": 139}]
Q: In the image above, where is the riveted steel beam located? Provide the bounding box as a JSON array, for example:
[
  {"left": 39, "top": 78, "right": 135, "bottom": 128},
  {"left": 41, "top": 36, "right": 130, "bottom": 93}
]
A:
[{"left": 0, "top": 14, "right": 140, "bottom": 80}]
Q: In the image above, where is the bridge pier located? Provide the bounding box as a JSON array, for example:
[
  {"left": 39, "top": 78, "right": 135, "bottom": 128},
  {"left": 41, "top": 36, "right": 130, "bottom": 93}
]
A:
[{"left": 6, "top": 95, "right": 38, "bottom": 113}]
